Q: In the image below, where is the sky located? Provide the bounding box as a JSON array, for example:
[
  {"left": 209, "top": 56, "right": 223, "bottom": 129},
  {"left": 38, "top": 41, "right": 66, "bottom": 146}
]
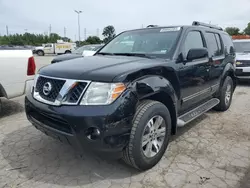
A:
[{"left": 0, "top": 0, "right": 250, "bottom": 41}]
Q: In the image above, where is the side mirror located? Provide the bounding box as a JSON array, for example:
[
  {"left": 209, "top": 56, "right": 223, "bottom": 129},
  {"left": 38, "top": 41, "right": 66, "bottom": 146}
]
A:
[{"left": 187, "top": 48, "right": 208, "bottom": 61}]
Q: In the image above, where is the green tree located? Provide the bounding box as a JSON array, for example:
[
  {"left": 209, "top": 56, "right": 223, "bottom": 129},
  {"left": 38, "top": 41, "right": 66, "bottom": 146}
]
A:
[
  {"left": 225, "top": 27, "right": 240, "bottom": 36},
  {"left": 85, "top": 36, "right": 102, "bottom": 44},
  {"left": 244, "top": 22, "right": 250, "bottom": 35},
  {"left": 0, "top": 32, "right": 64, "bottom": 46},
  {"left": 102, "top": 25, "right": 116, "bottom": 43}
]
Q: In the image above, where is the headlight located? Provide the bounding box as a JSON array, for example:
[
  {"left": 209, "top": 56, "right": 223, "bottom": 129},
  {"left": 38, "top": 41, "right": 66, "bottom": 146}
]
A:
[
  {"left": 80, "top": 82, "right": 126, "bottom": 105},
  {"left": 31, "top": 74, "right": 39, "bottom": 93}
]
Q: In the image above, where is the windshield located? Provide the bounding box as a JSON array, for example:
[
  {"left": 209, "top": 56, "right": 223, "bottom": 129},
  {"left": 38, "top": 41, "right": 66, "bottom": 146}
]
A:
[
  {"left": 98, "top": 27, "right": 181, "bottom": 58},
  {"left": 72, "top": 45, "right": 102, "bottom": 54},
  {"left": 233, "top": 41, "right": 250, "bottom": 53}
]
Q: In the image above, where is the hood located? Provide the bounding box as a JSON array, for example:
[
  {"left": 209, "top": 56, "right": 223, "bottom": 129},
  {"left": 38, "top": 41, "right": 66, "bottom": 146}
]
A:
[
  {"left": 35, "top": 46, "right": 44, "bottom": 50},
  {"left": 39, "top": 55, "right": 164, "bottom": 82},
  {"left": 51, "top": 54, "right": 82, "bottom": 63},
  {"left": 235, "top": 52, "right": 250, "bottom": 61}
]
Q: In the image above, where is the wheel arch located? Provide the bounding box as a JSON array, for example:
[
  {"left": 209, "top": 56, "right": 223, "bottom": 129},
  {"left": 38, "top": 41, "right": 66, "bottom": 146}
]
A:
[
  {"left": 221, "top": 63, "right": 237, "bottom": 91},
  {"left": 65, "top": 50, "right": 71, "bottom": 53},
  {"left": 131, "top": 75, "right": 178, "bottom": 135}
]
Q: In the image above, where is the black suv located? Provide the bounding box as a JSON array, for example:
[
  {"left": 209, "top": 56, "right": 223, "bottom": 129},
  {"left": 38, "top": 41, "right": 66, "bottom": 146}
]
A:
[{"left": 25, "top": 21, "right": 236, "bottom": 171}]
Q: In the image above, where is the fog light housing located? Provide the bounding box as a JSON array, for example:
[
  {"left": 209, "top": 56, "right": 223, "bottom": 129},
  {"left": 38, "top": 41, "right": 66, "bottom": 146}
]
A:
[{"left": 85, "top": 127, "right": 101, "bottom": 140}]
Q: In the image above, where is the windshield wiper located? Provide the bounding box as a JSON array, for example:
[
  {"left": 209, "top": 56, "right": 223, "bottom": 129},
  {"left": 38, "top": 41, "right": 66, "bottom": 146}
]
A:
[
  {"left": 112, "top": 53, "right": 155, "bottom": 59},
  {"left": 96, "top": 52, "right": 115, "bottom": 55}
]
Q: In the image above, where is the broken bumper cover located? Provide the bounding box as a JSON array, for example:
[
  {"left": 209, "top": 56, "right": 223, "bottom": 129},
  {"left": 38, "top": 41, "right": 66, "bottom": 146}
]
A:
[{"left": 25, "top": 90, "right": 137, "bottom": 157}]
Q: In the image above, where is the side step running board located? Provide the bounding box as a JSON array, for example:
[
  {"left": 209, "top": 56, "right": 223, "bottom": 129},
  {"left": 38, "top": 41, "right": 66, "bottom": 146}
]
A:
[{"left": 177, "top": 98, "right": 220, "bottom": 127}]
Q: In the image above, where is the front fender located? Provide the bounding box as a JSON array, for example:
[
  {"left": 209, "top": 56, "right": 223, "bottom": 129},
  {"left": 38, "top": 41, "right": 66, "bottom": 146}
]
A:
[
  {"left": 129, "top": 76, "right": 177, "bottom": 104},
  {"left": 128, "top": 75, "right": 178, "bottom": 135}
]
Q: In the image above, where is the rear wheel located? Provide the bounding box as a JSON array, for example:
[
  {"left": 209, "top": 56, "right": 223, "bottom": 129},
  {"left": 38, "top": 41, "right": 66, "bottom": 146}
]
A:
[
  {"left": 65, "top": 50, "right": 71, "bottom": 54},
  {"left": 214, "top": 76, "right": 233, "bottom": 111},
  {"left": 123, "top": 100, "right": 171, "bottom": 171}
]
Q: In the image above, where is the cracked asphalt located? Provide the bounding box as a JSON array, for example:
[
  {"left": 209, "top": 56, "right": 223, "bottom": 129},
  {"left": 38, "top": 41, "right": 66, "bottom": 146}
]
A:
[{"left": 0, "top": 56, "right": 250, "bottom": 188}]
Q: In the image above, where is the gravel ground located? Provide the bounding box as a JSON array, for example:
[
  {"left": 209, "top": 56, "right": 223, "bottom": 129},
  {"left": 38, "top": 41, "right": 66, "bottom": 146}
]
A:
[{"left": 0, "top": 56, "right": 249, "bottom": 188}]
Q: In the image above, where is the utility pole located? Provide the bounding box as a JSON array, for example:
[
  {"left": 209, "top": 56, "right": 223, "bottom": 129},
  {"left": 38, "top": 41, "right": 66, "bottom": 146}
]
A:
[
  {"left": 74, "top": 10, "right": 82, "bottom": 42},
  {"left": 6, "top": 25, "right": 9, "bottom": 36},
  {"left": 96, "top": 28, "right": 99, "bottom": 37},
  {"left": 84, "top": 28, "right": 87, "bottom": 40},
  {"left": 49, "top": 24, "right": 52, "bottom": 35},
  {"left": 64, "top": 27, "right": 66, "bottom": 37}
]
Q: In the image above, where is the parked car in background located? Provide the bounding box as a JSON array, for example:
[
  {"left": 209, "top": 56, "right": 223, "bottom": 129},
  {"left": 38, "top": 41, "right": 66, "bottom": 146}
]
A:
[
  {"left": 0, "top": 49, "right": 36, "bottom": 113},
  {"left": 35, "top": 40, "right": 76, "bottom": 56},
  {"left": 51, "top": 44, "right": 103, "bottom": 64},
  {"left": 25, "top": 21, "right": 236, "bottom": 171},
  {"left": 233, "top": 39, "right": 250, "bottom": 79}
]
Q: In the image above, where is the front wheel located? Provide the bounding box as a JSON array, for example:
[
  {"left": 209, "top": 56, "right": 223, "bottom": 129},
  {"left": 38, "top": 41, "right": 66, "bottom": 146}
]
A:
[
  {"left": 37, "top": 50, "right": 44, "bottom": 56},
  {"left": 123, "top": 100, "right": 171, "bottom": 171},
  {"left": 214, "top": 76, "right": 234, "bottom": 111}
]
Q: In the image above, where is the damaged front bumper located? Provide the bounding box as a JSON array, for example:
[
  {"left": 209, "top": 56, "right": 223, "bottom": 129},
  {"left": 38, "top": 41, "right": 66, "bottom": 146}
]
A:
[{"left": 25, "top": 90, "right": 137, "bottom": 158}]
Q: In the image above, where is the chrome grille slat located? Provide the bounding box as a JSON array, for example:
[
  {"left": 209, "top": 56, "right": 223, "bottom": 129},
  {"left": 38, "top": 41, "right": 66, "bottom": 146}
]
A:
[
  {"left": 33, "top": 74, "right": 91, "bottom": 106},
  {"left": 35, "top": 76, "right": 65, "bottom": 102}
]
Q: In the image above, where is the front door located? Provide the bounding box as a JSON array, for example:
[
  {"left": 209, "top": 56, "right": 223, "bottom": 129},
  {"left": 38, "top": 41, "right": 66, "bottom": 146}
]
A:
[
  {"left": 43, "top": 44, "right": 54, "bottom": 54},
  {"left": 177, "top": 30, "right": 211, "bottom": 114}
]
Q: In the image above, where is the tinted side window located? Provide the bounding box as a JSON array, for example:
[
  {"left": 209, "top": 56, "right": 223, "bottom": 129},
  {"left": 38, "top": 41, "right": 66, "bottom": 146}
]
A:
[
  {"left": 215, "top": 34, "right": 223, "bottom": 55},
  {"left": 205, "top": 32, "right": 221, "bottom": 56},
  {"left": 184, "top": 31, "right": 204, "bottom": 55},
  {"left": 222, "top": 34, "right": 234, "bottom": 54}
]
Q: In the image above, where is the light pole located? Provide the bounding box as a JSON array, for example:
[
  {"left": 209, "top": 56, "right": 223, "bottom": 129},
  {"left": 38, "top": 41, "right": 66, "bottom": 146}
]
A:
[{"left": 74, "top": 10, "right": 82, "bottom": 43}]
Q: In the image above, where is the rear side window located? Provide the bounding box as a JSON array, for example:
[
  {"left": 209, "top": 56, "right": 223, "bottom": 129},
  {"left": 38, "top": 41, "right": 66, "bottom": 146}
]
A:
[
  {"left": 184, "top": 31, "right": 204, "bottom": 55},
  {"left": 205, "top": 32, "right": 222, "bottom": 56},
  {"left": 215, "top": 34, "right": 223, "bottom": 55},
  {"left": 222, "top": 34, "right": 234, "bottom": 54}
]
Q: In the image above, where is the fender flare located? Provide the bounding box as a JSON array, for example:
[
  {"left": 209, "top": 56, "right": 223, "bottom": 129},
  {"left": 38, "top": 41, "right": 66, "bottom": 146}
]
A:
[
  {"left": 220, "top": 63, "right": 237, "bottom": 90},
  {"left": 0, "top": 83, "right": 7, "bottom": 98},
  {"left": 130, "top": 75, "right": 178, "bottom": 134}
]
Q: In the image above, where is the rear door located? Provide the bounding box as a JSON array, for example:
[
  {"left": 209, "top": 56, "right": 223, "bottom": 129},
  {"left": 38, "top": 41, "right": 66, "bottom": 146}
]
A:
[
  {"left": 177, "top": 29, "right": 211, "bottom": 113},
  {"left": 204, "top": 32, "right": 225, "bottom": 93}
]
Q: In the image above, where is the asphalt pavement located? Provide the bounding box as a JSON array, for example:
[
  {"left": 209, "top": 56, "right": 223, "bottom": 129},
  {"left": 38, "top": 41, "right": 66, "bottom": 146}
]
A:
[{"left": 0, "top": 56, "right": 250, "bottom": 188}]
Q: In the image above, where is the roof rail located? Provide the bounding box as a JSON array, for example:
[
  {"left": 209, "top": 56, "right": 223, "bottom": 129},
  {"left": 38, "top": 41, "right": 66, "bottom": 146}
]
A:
[
  {"left": 146, "top": 25, "right": 158, "bottom": 28},
  {"left": 192, "top": 21, "right": 223, "bottom": 31}
]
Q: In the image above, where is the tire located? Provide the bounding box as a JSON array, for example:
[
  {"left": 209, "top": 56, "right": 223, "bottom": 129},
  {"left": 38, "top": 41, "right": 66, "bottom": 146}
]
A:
[
  {"left": 123, "top": 100, "right": 171, "bottom": 171},
  {"left": 65, "top": 50, "right": 71, "bottom": 54},
  {"left": 214, "top": 76, "right": 234, "bottom": 111},
  {"left": 37, "top": 50, "right": 44, "bottom": 56}
]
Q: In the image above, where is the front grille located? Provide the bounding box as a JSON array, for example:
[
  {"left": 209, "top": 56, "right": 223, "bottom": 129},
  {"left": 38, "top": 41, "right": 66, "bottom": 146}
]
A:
[
  {"left": 35, "top": 76, "right": 65, "bottom": 102},
  {"left": 29, "top": 110, "right": 72, "bottom": 134},
  {"left": 235, "top": 69, "right": 250, "bottom": 76},
  {"left": 67, "top": 82, "right": 88, "bottom": 103},
  {"left": 236, "top": 60, "right": 250, "bottom": 67}
]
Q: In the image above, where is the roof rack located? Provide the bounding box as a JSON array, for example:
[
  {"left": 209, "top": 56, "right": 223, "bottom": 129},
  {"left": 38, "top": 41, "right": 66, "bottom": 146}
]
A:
[
  {"left": 192, "top": 21, "right": 223, "bottom": 31},
  {"left": 146, "top": 25, "right": 158, "bottom": 28}
]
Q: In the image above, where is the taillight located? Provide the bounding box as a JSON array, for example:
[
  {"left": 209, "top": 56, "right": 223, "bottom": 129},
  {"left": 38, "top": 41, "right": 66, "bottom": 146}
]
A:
[{"left": 27, "top": 56, "right": 36, "bottom": 76}]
